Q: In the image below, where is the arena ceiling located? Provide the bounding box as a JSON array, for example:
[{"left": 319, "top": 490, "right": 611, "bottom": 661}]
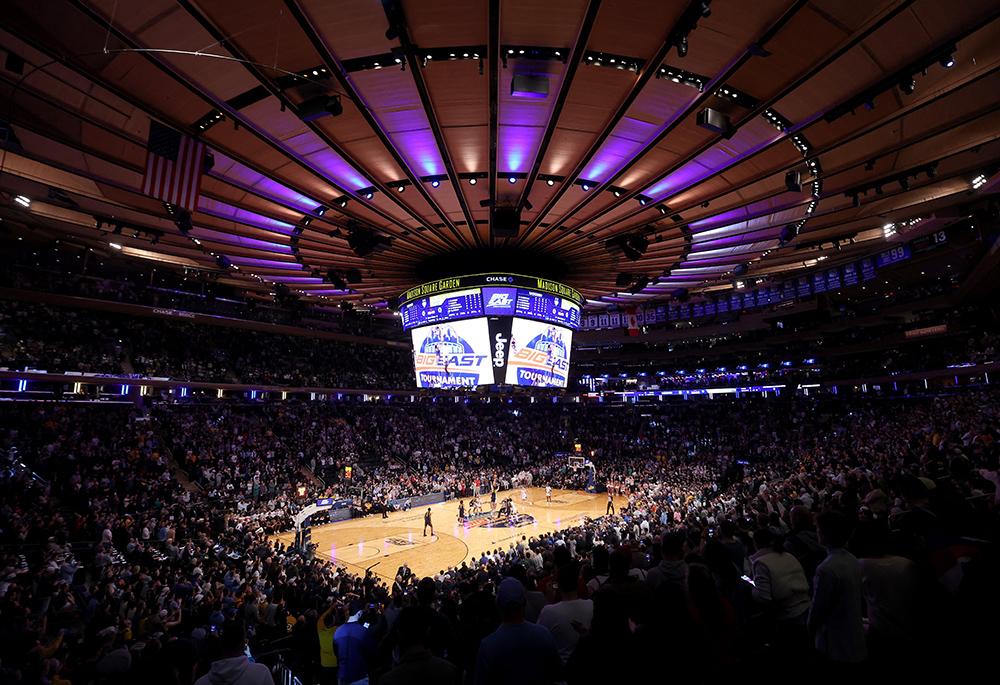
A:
[{"left": 1, "top": 0, "right": 999, "bottom": 311}]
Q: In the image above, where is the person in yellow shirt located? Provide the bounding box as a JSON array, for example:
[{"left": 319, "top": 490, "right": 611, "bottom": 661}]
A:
[{"left": 317, "top": 603, "right": 339, "bottom": 684}]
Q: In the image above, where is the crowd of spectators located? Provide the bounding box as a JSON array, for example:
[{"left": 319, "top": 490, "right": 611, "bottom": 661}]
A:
[
  {"left": 0, "top": 390, "right": 997, "bottom": 683},
  {"left": 0, "top": 300, "right": 413, "bottom": 389}
]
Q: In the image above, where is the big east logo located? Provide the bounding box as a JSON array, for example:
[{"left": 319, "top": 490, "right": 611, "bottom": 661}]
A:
[
  {"left": 414, "top": 353, "right": 487, "bottom": 367},
  {"left": 486, "top": 292, "right": 512, "bottom": 308}
]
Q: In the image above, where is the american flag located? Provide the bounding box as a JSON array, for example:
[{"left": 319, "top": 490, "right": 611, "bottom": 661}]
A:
[{"left": 141, "top": 121, "right": 205, "bottom": 212}]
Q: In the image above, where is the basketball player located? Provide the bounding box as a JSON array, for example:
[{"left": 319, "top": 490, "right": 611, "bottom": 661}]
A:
[
  {"left": 546, "top": 485, "right": 552, "bottom": 505},
  {"left": 423, "top": 508, "right": 434, "bottom": 537},
  {"left": 490, "top": 488, "right": 497, "bottom": 514},
  {"left": 521, "top": 487, "right": 528, "bottom": 506},
  {"left": 458, "top": 500, "right": 465, "bottom": 523}
]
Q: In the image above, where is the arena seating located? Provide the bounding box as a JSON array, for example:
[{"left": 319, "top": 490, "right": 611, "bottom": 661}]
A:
[{"left": 0, "top": 392, "right": 997, "bottom": 682}]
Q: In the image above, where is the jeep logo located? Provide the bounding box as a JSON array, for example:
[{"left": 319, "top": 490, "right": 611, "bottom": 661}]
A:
[{"left": 493, "top": 332, "right": 508, "bottom": 367}]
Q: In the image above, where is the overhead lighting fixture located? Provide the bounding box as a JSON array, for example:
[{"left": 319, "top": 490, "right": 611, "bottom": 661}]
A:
[
  {"left": 899, "top": 77, "right": 916, "bottom": 95},
  {"left": 469, "top": 178, "right": 477, "bottom": 185},
  {"left": 883, "top": 223, "right": 897, "bottom": 238},
  {"left": 315, "top": 206, "right": 327, "bottom": 216},
  {"left": 431, "top": 180, "right": 440, "bottom": 188},
  {"left": 658, "top": 206, "right": 667, "bottom": 214},
  {"left": 939, "top": 54, "right": 954, "bottom": 68},
  {"left": 677, "top": 35, "right": 688, "bottom": 58},
  {"left": 109, "top": 242, "right": 122, "bottom": 250},
  {"left": 14, "top": 195, "right": 30, "bottom": 207},
  {"left": 971, "top": 173, "right": 989, "bottom": 190},
  {"left": 112, "top": 224, "right": 122, "bottom": 235},
  {"left": 613, "top": 190, "right": 621, "bottom": 197},
  {"left": 509, "top": 176, "right": 517, "bottom": 184},
  {"left": 546, "top": 179, "right": 554, "bottom": 186},
  {"left": 582, "top": 183, "right": 590, "bottom": 191},
  {"left": 365, "top": 191, "right": 374, "bottom": 200},
  {"left": 397, "top": 185, "right": 405, "bottom": 192}
]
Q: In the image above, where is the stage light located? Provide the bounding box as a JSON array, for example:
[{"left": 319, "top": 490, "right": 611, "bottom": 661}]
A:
[
  {"left": 900, "top": 78, "right": 915, "bottom": 95},
  {"left": 109, "top": 242, "right": 122, "bottom": 250},
  {"left": 112, "top": 224, "right": 122, "bottom": 235},
  {"left": 852, "top": 194, "right": 861, "bottom": 208},
  {"left": 509, "top": 176, "right": 517, "bottom": 184},
  {"left": 316, "top": 206, "right": 327, "bottom": 216},
  {"left": 469, "top": 178, "right": 477, "bottom": 185},
  {"left": 677, "top": 35, "right": 688, "bottom": 58},
  {"left": 864, "top": 99, "right": 876, "bottom": 111},
  {"left": 940, "top": 54, "right": 954, "bottom": 68},
  {"left": 546, "top": 179, "right": 554, "bottom": 186},
  {"left": 14, "top": 195, "right": 30, "bottom": 207},
  {"left": 365, "top": 191, "right": 374, "bottom": 200},
  {"left": 397, "top": 185, "right": 405, "bottom": 193},
  {"left": 432, "top": 180, "right": 440, "bottom": 188},
  {"left": 582, "top": 183, "right": 590, "bottom": 191},
  {"left": 658, "top": 206, "right": 667, "bottom": 214},
  {"left": 899, "top": 177, "right": 910, "bottom": 191},
  {"left": 613, "top": 190, "right": 621, "bottom": 197}
]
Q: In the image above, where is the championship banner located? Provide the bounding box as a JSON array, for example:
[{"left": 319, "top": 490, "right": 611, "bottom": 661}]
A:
[{"left": 626, "top": 306, "right": 640, "bottom": 336}]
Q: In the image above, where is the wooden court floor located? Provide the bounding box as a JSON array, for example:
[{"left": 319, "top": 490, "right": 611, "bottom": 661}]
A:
[{"left": 273, "top": 488, "right": 626, "bottom": 583}]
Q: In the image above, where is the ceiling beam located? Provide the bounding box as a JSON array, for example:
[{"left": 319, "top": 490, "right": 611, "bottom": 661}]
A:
[
  {"left": 48, "top": 4, "right": 424, "bottom": 243},
  {"left": 506, "top": 0, "right": 603, "bottom": 248},
  {"left": 515, "top": 0, "right": 710, "bottom": 241},
  {"left": 173, "top": 0, "right": 448, "bottom": 249},
  {"left": 387, "top": 0, "right": 482, "bottom": 247},
  {"left": 487, "top": 0, "right": 500, "bottom": 247},
  {"left": 583, "top": 65, "right": 1000, "bottom": 249},
  {"left": 282, "top": 0, "right": 471, "bottom": 248},
  {"left": 544, "top": 0, "right": 985, "bottom": 249},
  {"left": 522, "top": 0, "right": 811, "bottom": 251}
]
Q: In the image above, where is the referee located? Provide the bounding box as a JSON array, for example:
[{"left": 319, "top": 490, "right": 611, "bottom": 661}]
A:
[{"left": 606, "top": 493, "right": 615, "bottom": 516}]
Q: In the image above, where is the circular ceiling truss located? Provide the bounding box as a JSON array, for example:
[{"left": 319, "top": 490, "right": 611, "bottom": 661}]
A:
[{"left": 0, "top": 0, "right": 999, "bottom": 312}]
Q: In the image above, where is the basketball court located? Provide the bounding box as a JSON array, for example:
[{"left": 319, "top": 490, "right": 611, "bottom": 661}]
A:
[{"left": 272, "top": 487, "right": 623, "bottom": 583}]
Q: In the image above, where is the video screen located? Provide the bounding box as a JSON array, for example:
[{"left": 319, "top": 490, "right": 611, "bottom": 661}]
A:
[
  {"left": 400, "top": 288, "right": 483, "bottom": 331},
  {"left": 504, "top": 318, "right": 573, "bottom": 388},
  {"left": 410, "top": 318, "right": 492, "bottom": 389}
]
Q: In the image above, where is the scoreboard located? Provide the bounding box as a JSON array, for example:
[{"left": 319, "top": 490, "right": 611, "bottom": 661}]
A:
[
  {"left": 400, "top": 278, "right": 582, "bottom": 332},
  {"left": 401, "top": 274, "right": 583, "bottom": 389}
]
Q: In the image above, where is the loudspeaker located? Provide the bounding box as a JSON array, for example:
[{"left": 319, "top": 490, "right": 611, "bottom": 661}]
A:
[
  {"left": 785, "top": 170, "right": 801, "bottom": 193},
  {"left": 732, "top": 263, "right": 749, "bottom": 276},
  {"left": 779, "top": 224, "right": 798, "bottom": 245},
  {"left": 493, "top": 207, "right": 521, "bottom": 239},
  {"left": 345, "top": 269, "right": 363, "bottom": 284},
  {"left": 616, "top": 273, "right": 633, "bottom": 288},
  {"left": 696, "top": 108, "right": 733, "bottom": 137},
  {"left": 511, "top": 74, "right": 550, "bottom": 99},
  {"left": 297, "top": 95, "right": 343, "bottom": 122}
]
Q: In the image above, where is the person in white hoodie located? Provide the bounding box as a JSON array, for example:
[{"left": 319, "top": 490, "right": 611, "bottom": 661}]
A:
[{"left": 195, "top": 623, "right": 273, "bottom": 685}]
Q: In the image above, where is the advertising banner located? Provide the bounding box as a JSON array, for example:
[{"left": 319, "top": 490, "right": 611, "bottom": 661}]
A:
[
  {"left": 411, "top": 318, "right": 492, "bottom": 388},
  {"left": 504, "top": 318, "right": 573, "bottom": 388}
]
